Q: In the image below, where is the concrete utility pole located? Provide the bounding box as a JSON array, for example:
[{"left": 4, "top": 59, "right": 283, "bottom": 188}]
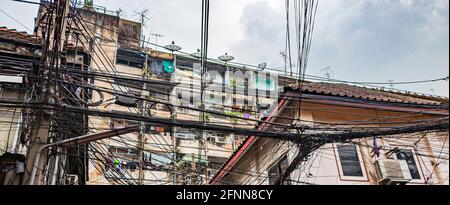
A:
[
  {"left": 198, "top": 0, "right": 210, "bottom": 185},
  {"left": 137, "top": 50, "right": 149, "bottom": 185},
  {"left": 171, "top": 62, "right": 178, "bottom": 185},
  {"left": 23, "top": 0, "right": 71, "bottom": 185}
]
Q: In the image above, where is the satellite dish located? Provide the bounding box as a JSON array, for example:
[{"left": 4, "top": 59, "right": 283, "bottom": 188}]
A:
[
  {"left": 191, "top": 49, "right": 202, "bottom": 59},
  {"left": 258, "top": 63, "right": 267, "bottom": 70},
  {"left": 164, "top": 41, "right": 182, "bottom": 52},
  {"left": 218, "top": 53, "right": 235, "bottom": 63}
]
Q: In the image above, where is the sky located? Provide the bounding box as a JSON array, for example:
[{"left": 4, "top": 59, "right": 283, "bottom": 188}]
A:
[{"left": 0, "top": 0, "right": 448, "bottom": 97}]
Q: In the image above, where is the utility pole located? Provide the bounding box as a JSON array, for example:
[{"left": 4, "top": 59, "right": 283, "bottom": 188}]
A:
[
  {"left": 136, "top": 9, "right": 150, "bottom": 185},
  {"left": 23, "top": 0, "right": 71, "bottom": 185},
  {"left": 198, "top": 0, "right": 210, "bottom": 185},
  {"left": 172, "top": 109, "right": 177, "bottom": 185},
  {"left": 137, "top": 51, "right": 149, "bottom": 185}
]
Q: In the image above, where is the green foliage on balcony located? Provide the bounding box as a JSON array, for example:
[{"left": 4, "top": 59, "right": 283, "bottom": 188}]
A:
[
  {"left": 224, "top": 111, "right": 243, "bottom": 118},
  {"left": 84, "top": 0, "right": 93, "bottom": 8}
]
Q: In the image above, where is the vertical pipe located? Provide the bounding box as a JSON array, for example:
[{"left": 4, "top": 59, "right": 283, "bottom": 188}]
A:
[
  {"left": 6, "top": 108, "right": 17, "bottom": 152},
  {"left": 10, "top": 110, "right": 22, "bottom": 153},
  {"left": 172, "top": 54, "right": 177, "bottom": 184},
  {"left": 137, "top": 51, "right": 149, "bottom": 185},
  {"left": 51, "top": 147, "right": 60, "bottom": 185}
]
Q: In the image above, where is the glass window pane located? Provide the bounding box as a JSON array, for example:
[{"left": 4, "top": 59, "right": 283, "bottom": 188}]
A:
[
  {"left": 396, "top": 150, "right": 421, "bottom": 180},
  {"left": 337, "top": 144, "right": 363, "bottom": 177}
]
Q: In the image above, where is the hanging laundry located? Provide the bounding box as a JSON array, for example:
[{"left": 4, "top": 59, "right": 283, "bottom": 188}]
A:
[
  {"left": 150, "top": 60, "right": 164, "bottom": 74},
  {"left": 162, "top": 60, "right": 174, "bottom": 73}
]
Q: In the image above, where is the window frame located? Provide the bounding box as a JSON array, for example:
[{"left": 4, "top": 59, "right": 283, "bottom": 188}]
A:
[
  {"left": 391, "top": 147, "right": 425, "bottom": 184},
  {"left": 333, "top": 143, "right": 369, "bottom": 181}
]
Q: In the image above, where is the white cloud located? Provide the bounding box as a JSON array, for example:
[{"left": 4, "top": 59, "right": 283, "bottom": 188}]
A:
[{"left": 0, "top": 0, "right": 447, "bottom": 96}]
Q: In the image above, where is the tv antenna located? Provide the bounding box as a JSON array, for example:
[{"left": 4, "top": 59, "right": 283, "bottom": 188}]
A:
[
  {"left": 388, "top": 80, "right": 395, "bottom": 89},
  {"left": 321, "top": 66, "right": 333, "bottom": 81},
  {"left": 116, "top": 8, "right": 123, "bottom": 17},
  {"left": 280, "top": 51, "right": 287, "bottom": 74},
  {"left": 149, "top": 33, "right": 165, "bottom": 51},
  {"left": 134, "top": 8, "right": 150, "bottom": 47},
  {"left": 429, "top": 88, "right": 436, "bottom": 95}
]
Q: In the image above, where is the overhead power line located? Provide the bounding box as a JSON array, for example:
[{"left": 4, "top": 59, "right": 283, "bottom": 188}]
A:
[{"left": 0, "top": 9, "right": 33, "bottom": 32}]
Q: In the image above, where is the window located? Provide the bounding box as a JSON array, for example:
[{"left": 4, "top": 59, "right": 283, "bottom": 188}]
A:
[
  {"left": 108, "top": 146, "right": 138, "bottom": 156},
  {"left": 116, "top": 48, "right": 145, "bottom": 68},
  {"left": 395, "top": 149, "right": 421, "bottom": 180},
  {"left": 206, "top": 132, "right": 227, "bottom": 144},
  {"left": 254, "top": 75, "right": 276, "bottom": 91},
  {"left": 150, "top": 152, "right": 173, "bottom": 166},
  {"left": 337, "top": 144, "right": 363, "bottom": 177},
  {"left": 268, "top": 155, "right": 290, "bottom": 185}
]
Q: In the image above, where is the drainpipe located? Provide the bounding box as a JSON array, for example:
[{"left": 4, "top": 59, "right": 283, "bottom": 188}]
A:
[
  {"left": 50, "top": 147, "right": 60, "bottom": 185},
  {"left": 29, "top": 143, "right": 57, "bottom": 185}
]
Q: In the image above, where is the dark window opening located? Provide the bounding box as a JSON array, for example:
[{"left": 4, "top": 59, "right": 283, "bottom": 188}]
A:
[
  {"left": 268, "top": 155, "right": 290, "bottom": 185},
  {"left": 116, "top": 48, "right": 145, "bottom": 68},
  {"left": 395, "top": 149, "right": 421, "bottom": 180},
  {"left": 337, "top": 144, "right": 363, "bottom": 177}
]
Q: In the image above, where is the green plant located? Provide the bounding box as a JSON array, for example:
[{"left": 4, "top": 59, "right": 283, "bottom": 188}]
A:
[
  {"left": 225, "top": 111, "right": 243, "bottom": 118},
  {"left": 204, "top": 113, "right": 210, "bottom": 122},
  {"left": 230, "top": 78, "right": 237, "bottom": 87},
  {"left": 84, "top": 0, "right": 93, "bottom": 7},
  {"left": 225, "top": 111, "right": 242, "bottom": 125}
]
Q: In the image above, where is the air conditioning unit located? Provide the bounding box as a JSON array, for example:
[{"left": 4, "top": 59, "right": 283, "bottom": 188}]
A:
[
  {"left": 215, "top": 136, "right": 227, "bottom": 144},
  {"left": 375, "top": 159, "right": 412, "bottom": 185},
  {"left": 65, "top": 174, "right": 79, "bottom": 185}
]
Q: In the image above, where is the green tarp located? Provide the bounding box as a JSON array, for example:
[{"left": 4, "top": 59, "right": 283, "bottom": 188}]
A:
[
  {"left": 255, "top": 75, "right": 276, "bottom": 91},
  {"left": 162, "top": 60, "right": 174, "bottom": 73}
]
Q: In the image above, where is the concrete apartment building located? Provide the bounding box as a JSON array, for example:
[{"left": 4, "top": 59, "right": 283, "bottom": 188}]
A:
[{"left": 31, "top": 1, "right": 274, "bottom": 185}]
